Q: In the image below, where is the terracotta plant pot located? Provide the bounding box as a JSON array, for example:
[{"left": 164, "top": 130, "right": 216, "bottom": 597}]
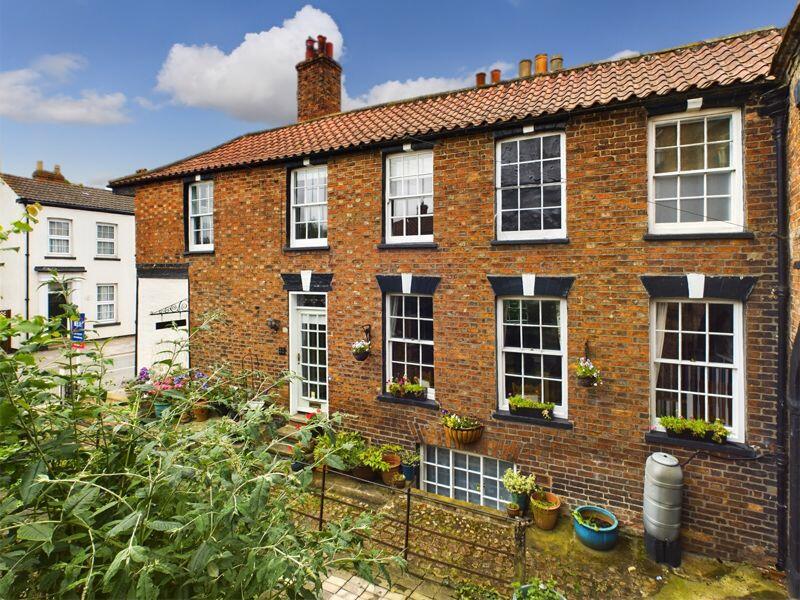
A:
[
  {"left": 192, "top": 402, "right": 212, "bottom": 422},
  {"left": 380, "top": 453, "right": 401, "bottom": 485},
  {"left": 507, "top": 505, "right": 522, "bottom": 518},
  {"left": 444, "top": 424, "right": 483, "bottom": 448},
  {"left": 531, "top": 491, "right": 561, "bottom": 530},
  {"left": 392, "top": 475, "right": 407, "bottom": 489}
]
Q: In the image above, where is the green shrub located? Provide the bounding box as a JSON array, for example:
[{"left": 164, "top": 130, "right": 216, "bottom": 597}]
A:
[
  {"left": 455, "top": 582, "right": 503, "bottom": 600},
  {"left": 359, "top": 445, "right": 390, "bottom": 471},
  {"left": 659, "top": 415, "right": 729, "bottom": 443},
  {"left": 513, "top": 577, "right": 564, "bottom": 600},
  {"left": 313, "top": 430, "right": 367, "bottom": 471}
]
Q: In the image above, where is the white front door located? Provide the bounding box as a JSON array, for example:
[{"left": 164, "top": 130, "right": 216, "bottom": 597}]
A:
[{"left": 289, "top": 293, "right": 328, "bottom": 415}]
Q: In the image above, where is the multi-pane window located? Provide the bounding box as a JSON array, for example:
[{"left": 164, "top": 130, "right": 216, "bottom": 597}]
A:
[
  {"left": 48, "top": 219, "right": 71, "bottom": 255},
  {"left": 497, "top": 298, "right": 567, "bottom": 417},
  {"left": 96, "top": 284, "right": 116, "bottom": 323},
  {"left": 387, "top": 294, "right": 434, "bottom": 392},
  {"left": 652, "top": 300, "right": 743, "bottom": 440},
  {"left": 188, "top": 181, "right": 214, "bottom": 251},
  {"left": 650, "top": 109, "right": 742, "bottom": 233},
  {"left": 291, "top": 165, "right": 328, "bottom": 247},
  {"left": 385, "top": 151, "right": 433, "bottom": 243},
  {"left": 422, "top": 446, "right": 514, "bottom": 510},
  {"left": 496, "top": 133, "right": 566, "bottom": 240},
  {"left": 96, "top": 223, "right": 117, "bottom": 256}
]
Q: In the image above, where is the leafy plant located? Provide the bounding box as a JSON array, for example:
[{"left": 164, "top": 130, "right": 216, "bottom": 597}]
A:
[
  {"left": 351, "top": 340, "right": 370, "bottom": 355},
  {"left": 659, "top": 415, "right": 729, "bottom": 443},
  {"left": 440, "top": 410, "right": 481, "bottom": 430},
  {"left": 379, "top": 443, "right": 402, "bottom": 455},
  {"left": 313, "top": 430, "right": 367, "bottom": 471},
  {"left": 513, "top": 577, "right": 565, "bottom": 600},
  {"left": 455, "top": 582, "right": 504, "bottom": 600},
  {"left": 502, "top": 469, "right": 539, "bottom": 495},
  {"left": 506, "top": 501, "right": 519, "bottom": 510},
  {"left": 358, "top": 445, "right": 390, "bottom": 472},
  {"left": 386, "top": 375, "right": 426, "bottom": 398},
  {"left": 400, "top": 450, "right": 420, "bottom": 466},
  {"left": 530, "top": 496, "right": 557, "bottom": 510},
  {"left": 508, "top": 395, "right": 555, "bottom": 420},
  {"left": 574, "top": 356, "right": 602, "bottom": 385},
  {"left": 573, "top": 508, "right": 612, "bottom": 531}
]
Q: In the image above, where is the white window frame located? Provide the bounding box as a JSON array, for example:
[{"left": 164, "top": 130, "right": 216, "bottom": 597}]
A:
[
  {"left": 647, "top": 108, "right": 743, "bottom": 235},
  {"left": 187, "top": 181, "right": 214, "bottom": 252},
  {"left": 421, "top": 445, "right": 515, "bottom": 510},
  {"left": 95, "top": 222, "right": 117, "bottom": 257},
  {"left": 385, "top": 293, "right": 435, "bottom": 399},
  {"left": 47, "top": 218, "right": 72, "bottom": 256},
  {"left": 649, "top": 299, "right": 745, "bottom": 442},
  {"left": 496, "top": 296, "right": 568, "bottom": 419},
  {"left": 495, "top": 132, "right": 567, "bottom": 241},
  {"left": 385, "top": 150, "right": 434, "bottom": 244},
  {"left": 290, "top": 165, "right": 328, "bottom": 248},
  {"left": 96, "top": 284, "right": 117, "bottom": 324}
]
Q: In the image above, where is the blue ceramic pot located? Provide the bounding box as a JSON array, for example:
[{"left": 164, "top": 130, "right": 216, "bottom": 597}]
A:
[
  {"left": 511, "top": 492, "right": 530, "bottom": 514},
  {"left": 401, "top": 463, "right": 418, "bottom": 483},
  {"left": 291, "top": 461, "right": 305, "bottom": 472},
  {"left": 154, "top": 401, "right": 170, "bottom": 419},
  {"left": 573, "top": 505, "right": 619, "bottom": 551}
]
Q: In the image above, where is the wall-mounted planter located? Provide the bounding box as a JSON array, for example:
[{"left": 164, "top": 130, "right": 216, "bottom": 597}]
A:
[
  {"left": 573, "top": 505, "right": 619, "bottom": 551},
  {"left": 444, "top": 424, "right": 484, "bottom": 448},
  {"left": 353, "top": 350, "right": 370, "bottom": 361},
  {"left": 510, "top": 406, "right": 552, "bottom": 420},
  {"left": 577, "top": 375, "right": 598, "bottom": 388}
]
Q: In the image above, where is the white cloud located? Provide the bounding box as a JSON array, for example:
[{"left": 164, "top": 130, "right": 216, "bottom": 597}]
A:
[
  {"left": 134, "top": 96, "right": 163, "bottom": 110},
  {"left": 605, "top": 49, "right": 640, "bottom": 62},
  {"left": 155, "top": 4, "right": 509, "bottom": 123},
  {"left": 0, "top": 53, "right": 128, "bottom": 125}
]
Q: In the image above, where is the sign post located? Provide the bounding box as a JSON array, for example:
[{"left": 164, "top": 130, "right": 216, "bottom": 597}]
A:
[{"left": 71, "top": 312, "right": 86, "bottom": 350}]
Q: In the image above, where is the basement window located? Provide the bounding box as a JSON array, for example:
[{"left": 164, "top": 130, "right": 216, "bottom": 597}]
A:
[
  {"left": 421, "top": 445, "right": 514, "bottom": 510},
  {"left": 385, "top": 150, "right": 434, "bottom": 244},
  {"left": 290, "top": 165, "right": 328, "bottom": 247}
]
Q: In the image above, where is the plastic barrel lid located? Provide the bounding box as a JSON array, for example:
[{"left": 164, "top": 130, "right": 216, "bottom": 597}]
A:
[{"left": 652, "top": 452, "right": 679, "bottom": 467}]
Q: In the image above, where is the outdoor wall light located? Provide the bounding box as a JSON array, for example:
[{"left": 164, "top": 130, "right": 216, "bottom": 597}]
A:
[{"left": 267, "top": 318, "right": 280, "bottom": 332}]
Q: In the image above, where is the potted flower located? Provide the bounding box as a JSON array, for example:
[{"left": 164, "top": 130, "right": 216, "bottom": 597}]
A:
[
  {"left": 391, "top": 472, "right": 407, "bottom": 489},
  {"left": 659, "top": 416, "right": 728, "bottom": 444},
  {"left": 440, "top": 410, "right": 483, "bottom": 448},
  {"left": 508, "top": 395, "right": 555, "bottom": 421},
  {"left": 351, "top": 339, "right": 370, "bottom": 361},
  {"left": 575, "top": 357, "right": 602, "bottom": 387},
  {"left": 312, "top": 431, "right": 366, "bottom": 474},
  {"left": 387, "top": 375, "right": 427, "bottom": 400},
  {"left": 502, "top": 469, "right": 538, "bottom": 514},
  {"left": 380, "top": 443, "right": 402, "bottom": 485},
  {"left": 506, "top": 501, "right": 521, "bottom": 518},
  {"left": 572, "top": 505, "right": 620, "bottom": 551},
  {"left": 530, "top": 489, "right": 561, "bottom": 531},
  {"left": 355, "top": 445, "right": 387, "bottom": 481},
  {"left": 400, "top": 449, "right": 420, "bottom": 483}
]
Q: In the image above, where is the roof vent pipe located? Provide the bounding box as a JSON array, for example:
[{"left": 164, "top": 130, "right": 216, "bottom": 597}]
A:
[
  {"left": 550, "top": 55, "right": 563, "bottom": 71},
  {"left": 534, "top": 54, "right": 548, "bottom": 74},
  {"left": 475, "top": 72, "right": 487, "bottom": 87},
  {"left": 519, "top": 59, "right": 532, "bottom": 78},
  {"left": 490, "top": 68, "right": 501, "bottom": 84}
]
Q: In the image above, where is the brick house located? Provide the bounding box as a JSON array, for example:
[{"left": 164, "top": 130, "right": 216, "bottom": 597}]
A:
[{"left": 112, "top": 29, "right": 789, "bottom": 567}]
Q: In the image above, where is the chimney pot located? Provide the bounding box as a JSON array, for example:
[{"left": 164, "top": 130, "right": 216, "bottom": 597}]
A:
[
  {"left": 305, "top": 37, "right": 315, "bottom": 60},
  {"left": 550, "top": 54, "right": 563, "bottom": 71},
  {"left": 297, "top": 33, "right": 342, "bottom": 121},
  {"left": 36, "top": 160, "right": 43, "bottom": 171},
  {"left": 490, "top": 69, "right": 501, "bottom": 84},
  {"left": 325, "top": 41, "right": 333, "bottom": 58},
  {"left": 317, "top": 35, "right": 327, "bottom": 56},
  {"left": 518, "top": 59, "right": 532, "bottom": 78},
  {"left": 535, "top": 54, "right": 548, "bottom": 74},
  {"left": 475, "top": 72, "right": 487, "bottom": 87}
]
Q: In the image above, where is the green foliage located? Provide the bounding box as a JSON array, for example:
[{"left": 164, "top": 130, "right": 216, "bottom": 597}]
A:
[
  {"left": 386, "top": 376, "right": 426, "bottom": 398},
  {"left": 358, "top": 445, "right": 390, "bottom": 472},
  {"left": 659, "top": 415, "right": 729, "bottom": 443},
  {"left": 312, "top": 430, "right": 367, "bottom": 471},
  {"left": 440, "top": 410, "right": 481, "bottom": 430},
  {"left": 454, "top": 581, "right": 503, "bottom": 600},
  {"left": 399, "top": 450, "right": 420, "bottom": 466},
  {"left": 0, "top": 218, "right": 398, "bottom": 598},
  {"left": 572, "top": 508, "right": 612, "bottom": 531},
  {"left": 501, "top": 469, "right": 539, "bottom": 495},
  {"left": 513, "top": 578, "right": 565, "bottom": 600},
  {"left": 507, "top": 395, "right": 555, "bottom": 420}
]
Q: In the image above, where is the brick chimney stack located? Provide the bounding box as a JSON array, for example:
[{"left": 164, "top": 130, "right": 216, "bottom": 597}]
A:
[
  {"left": 32, "top": 160, "right": 67, "bottom": 183},
  {"left": 296, "top": 34, "right": 342, "bottom": 122}
]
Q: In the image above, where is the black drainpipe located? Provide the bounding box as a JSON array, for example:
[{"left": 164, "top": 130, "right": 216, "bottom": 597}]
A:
[{"left": 24, "top": 227, "right": 30, "bottom": 320}]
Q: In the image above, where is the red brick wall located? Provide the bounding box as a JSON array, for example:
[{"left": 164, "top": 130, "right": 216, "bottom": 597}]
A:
[
  {"left": 296, "top": 55, "right": 341, "bottom": 122},
  {"left": 787, "top": 60, "right": 800, "bottom": 342},
  {"left": 135, "top": 96, "right": 780, "bottom": 564}
]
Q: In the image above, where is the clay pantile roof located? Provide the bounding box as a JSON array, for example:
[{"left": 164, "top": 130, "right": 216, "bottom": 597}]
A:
[
  {"left": 111, "top": 28, "right": 781, "bottom": 187},
  {"left": 1, "top": 173, "right": 134, "bottom": 214}
]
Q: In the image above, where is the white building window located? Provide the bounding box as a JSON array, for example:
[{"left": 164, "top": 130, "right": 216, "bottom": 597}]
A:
[
  {"left": 386, "top": 294, "right": 434, "bottom": 394},
  {"left": 496, "top": 133, "right": 566, "bottom": 241},
  {"left": 48, "top": 219, "right": 71, "bottom": 255},
  {"left": 649, "top": 109, "right": 742, "bottom": 234},
  {"left": 290, "top": 165, "right": 328, "bottom": 247},
  {"left": 96, "top": 284, "right": 116, "bottom": 323},
  {"left": 422, "top": 445, "right": 514, "bottom": 510},
  {"left": 651, "top": 300, "right": 744, "bottom": 440},
  {"left": 385, "top": 150, "right": 433, "bottom": 243},
  {"left": 497, "top": 297, "right": 568, "bottom": 418},
  {"left": 188, "top": 181, "right": 214, "bottom": 251},
  {"left": 96, "top": 223, "right": 117, "bottom": 256}
]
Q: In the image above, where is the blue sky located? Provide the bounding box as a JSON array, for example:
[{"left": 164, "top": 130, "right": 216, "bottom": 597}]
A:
[{"left": 0, "top": 0, "right": 794, "bottom": 188}]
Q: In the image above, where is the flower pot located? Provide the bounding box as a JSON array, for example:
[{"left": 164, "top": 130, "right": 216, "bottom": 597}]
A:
[
  {"left": 192, "top": 402, "right": 212, "bottom": 422},
  {"left": 379, "top": 453, "right": 401, "bottom": 485},
  {"left": 577, "top": 375, "right": 596, "bottom": 388},
  {"left": 509, "top": 406, "right": 552, "bottom": 420},
  {"left": 392, "top": 476, "right": 407, "bottom": 489},
  {"left": 666, "top": 429, "right": 727, "bottom": 444},
  {"left": 511, "top": 492, "right": 530, "bottom": 514},
  {"left": 531, "top": 491, "right": 561, "bottom": 530},
  {"left": 506, "top": 506, "right": 521, "bottom": 518},
  {"left": 444, "top": 424, "right": 483, "bottom": 448},
  {"left": 352, "top": 465, "right": 376, "bottom": 481},
  {"left": 401, "top": 463, "right": 418, "bottom": 483},
  {"left": 153, "top": 401, "right": 170, "bottom": 419},
  {"left": 573, "top": 505, "right": 619, "bottom": 551},
  {"left": 291, "top": 461, "right": 305, "bottom": 472},
  {"left": 353, "top": 351, "right": 370, "bottom": 361}
]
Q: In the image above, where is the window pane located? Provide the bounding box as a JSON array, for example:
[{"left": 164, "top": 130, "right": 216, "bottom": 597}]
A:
[
  {"left": 519, "top": 210, "right": 541, "bottom": 231},
  {"left": 655, "top": 200, "right": 678, "bottom": 223},
  {"left": 519, "top": 138, "right": 539, "bottom": 161},
  {"left": 709, "top": 304, "right": 733, "bottom": 333},
  {"left": 681, "top": 303, "right": 706, "bottom": 331},
  {"left": 707, "top": 197, "right": 730, "bottom": 222},
  {"left": 707, "top": 143, "right": 730, "bottom": 169},
  {"left": 680, "top": 146, "right": 703, "bottom": 171},
  {"left": 655, "top": 148, "right": 677, "bottom": 173},
  {"left": 542, "top": 135, "right": 560, "bottom": 158},
  {"left": 501, "top": 165, "right": 518, "bottom": 187},
  {"left": 655, "top": 176, "right": 677, "bottom": 199},
  {"left": 500, "top": 142, "right": 518, "bottom": 164},
  {"left": 707, "top": 117, "right": 730, "bottom": 142},
  {"left": 655, "top": 124, "right": 677, "bottom": 147},
  {"left": 681, "top": 120, "right": 704, "bottom": 145}
]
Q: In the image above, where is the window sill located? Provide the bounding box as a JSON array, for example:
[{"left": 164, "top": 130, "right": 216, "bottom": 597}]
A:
[
  {"left": 44, "top": 255, "right": 76, "bottom": 260},
  {"left": 643, "top": 231, "right": 754, "bottom": 241},
  {"left": 490, "top": 237, "right": 570, "bottom": 246},
  {"left": 376, "top": 393, "right": 439, "bottom": 410},
  {"left": 183, "top": 250, "right": 215, "bottom": 256},
  {"left": 95, "top": 256, "right": 121, "bottom": 261},
  {"left": 377, "top": 242, "right": 439, "bottom": 250},
  {"left": 644, "top": 431, "right": 756, "bottom": 457},
  {"left": 492, "top": 410, "right": 573, "bottom": 429},
  {"left": 283, "top": 245, "right": 330, "bottom": 253},
  {"left": 94, "top": 321, "right": 120, "bottom": 328}
]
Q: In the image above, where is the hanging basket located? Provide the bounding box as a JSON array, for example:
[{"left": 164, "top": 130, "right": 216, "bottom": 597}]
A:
[
  {"left": 577, "top": 375, "right": 597, "bottom": 388},
  {"left": 353, "top": 350, "right": 370, "bottom": 362},
  {"left": 444, "top": 424, "right": 484, "bottom": 448}
]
